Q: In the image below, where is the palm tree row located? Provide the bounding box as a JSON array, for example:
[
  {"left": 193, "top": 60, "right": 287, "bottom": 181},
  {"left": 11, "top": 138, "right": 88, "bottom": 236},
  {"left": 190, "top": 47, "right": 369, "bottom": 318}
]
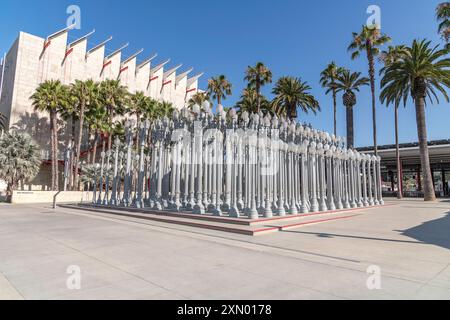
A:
[
  {"left": 30, "top": 78, "right": 174, "bottom": 191},
  {"left": 207, "top": 63, "right": 320, "bottom": 119}
]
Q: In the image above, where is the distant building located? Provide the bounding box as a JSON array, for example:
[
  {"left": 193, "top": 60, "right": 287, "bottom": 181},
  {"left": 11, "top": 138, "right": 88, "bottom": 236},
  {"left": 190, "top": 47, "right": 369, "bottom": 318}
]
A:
[
  {"left": 0, "top": 26, "right": 204, "bottom": 190},
  {"left": 357, "top": 140, "right": 450, "bottom": 198}
]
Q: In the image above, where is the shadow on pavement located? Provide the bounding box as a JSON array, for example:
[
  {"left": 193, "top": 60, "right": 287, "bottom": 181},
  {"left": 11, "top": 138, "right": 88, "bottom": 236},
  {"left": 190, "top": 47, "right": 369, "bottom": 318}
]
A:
[
  {"left": 399, "top": 211, "right": 450, "bottom": 250},
  {"left": 281, "top": 229, "right": 422, "bottom": 244}
]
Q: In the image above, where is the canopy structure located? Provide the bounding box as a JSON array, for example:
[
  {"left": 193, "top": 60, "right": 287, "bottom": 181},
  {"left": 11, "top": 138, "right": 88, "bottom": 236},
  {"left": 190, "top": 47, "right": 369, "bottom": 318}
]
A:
[{"left": 81, "top": 103, "right": 384, "bottom": 219}]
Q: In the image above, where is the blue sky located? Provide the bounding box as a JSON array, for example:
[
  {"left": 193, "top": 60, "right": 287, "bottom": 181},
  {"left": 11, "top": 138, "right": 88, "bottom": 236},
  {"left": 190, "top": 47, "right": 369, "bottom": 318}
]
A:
[{"left": 0, "top": 0, "right": 448, "bottom": 147}]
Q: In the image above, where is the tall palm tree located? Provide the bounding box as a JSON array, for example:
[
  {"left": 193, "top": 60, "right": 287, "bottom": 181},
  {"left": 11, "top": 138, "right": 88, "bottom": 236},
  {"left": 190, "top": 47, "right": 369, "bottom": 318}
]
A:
[
  {"left": 157, "top": 101, "right": 175, "bottom": 118},
  {"left": 244, "top": 62, "right": 272, "bottom": 113},
  {"left": 31, "top": 80, "right": 69, "bottom": 190},
  {"left": 380, "top": 40, "right": 450, "bottom": 201},
  {"left": 207, "top": 75, "right": 232, "bottom": 106},
  {"left": 320, "top": 62, "right": 345, "bottom": 136},
  {"left": 58, "top": 94, "right": 78, "bottom": 190},
  {"left": 436, "top": 2, "right": 450, "bottom": 47},
  {"left": 348, "top": 26, "right": 391, "bottom": 155},
  {"left": 188, "top": 92, "right": 210, "bottom": 108},
  {"left": 85, "top": 102, "right": 108, "bottom": 164},
  {"left": 333, "top": 70, "right": 369, "bottom": 149},
  {"left": 271, "top": 76, "right": 320, "bottom": 120},
  {"left": 70, "top": 79, "right": 99, "bottom": 189},
  {"left": 128, "top": 91, "right": 149, "bottom": 144},
  {"left": 235, "top": 88, "right": 270, "bottom": 114},
  {"left": 99, "top": 79, "right": 127, "bottom": 150},
  {"left": 0, "top": 132, "right": 41, "bottom": 202},
  {"left": 379, "top": 45, "right": 409, "bottom": 199}
]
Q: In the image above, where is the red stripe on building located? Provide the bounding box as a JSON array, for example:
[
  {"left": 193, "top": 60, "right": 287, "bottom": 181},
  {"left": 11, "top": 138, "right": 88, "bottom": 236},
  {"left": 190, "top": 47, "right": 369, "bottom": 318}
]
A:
[
  {"left": 162, "top": 80, "right": 172, "bottom": 87},
  {"left": 43, "top": 40, "right": 51, "bottom": 51},
  {"left": 149, "top": 76, "right": 159, "bottom": 82},
  {"left": 119, "top": 66, "right": 129, "bottom": 74},
  {"left": 186, "top": 88, "right": 197, "bottom": 94},
  {"left": 64, "top": 48, "right": 74, "bottom": 59},
  {"left": 103, "top": 60, "right": 112, "bottom": 69}
]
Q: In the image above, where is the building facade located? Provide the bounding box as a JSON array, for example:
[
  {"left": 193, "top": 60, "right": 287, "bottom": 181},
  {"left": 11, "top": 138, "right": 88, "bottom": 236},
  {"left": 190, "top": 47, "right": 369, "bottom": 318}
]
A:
[{"left": 0, "top": 26, "right": 204, "bottom": 190}]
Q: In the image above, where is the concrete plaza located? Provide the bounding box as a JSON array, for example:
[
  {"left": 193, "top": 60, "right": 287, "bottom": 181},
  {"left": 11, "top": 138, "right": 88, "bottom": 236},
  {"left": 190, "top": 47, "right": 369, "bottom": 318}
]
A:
[{"left": 0, "top": 199, "right": 450, "bottom": 300}]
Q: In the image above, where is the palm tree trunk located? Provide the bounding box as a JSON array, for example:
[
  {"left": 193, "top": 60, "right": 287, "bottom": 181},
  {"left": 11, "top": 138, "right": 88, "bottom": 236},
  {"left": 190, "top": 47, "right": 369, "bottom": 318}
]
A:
[
  {"left": 256, "top": 80, "right": 261, "bottom": 113},
  {"left": 395, "top": 106, "right": 403, "bottom": 199},
  {"left": 74, "top": 101, "right": 85, "bottom": 190},
  {"left": 332, "top": 88, "right": 337, "bottom": 136},
  {"left": 415, "top": 97, "right": 436, "bottom": 201},
  {"left": 366, "top": 44, "right": 378, "bottom": 156},
  {"left": 136, "top": 114, "right": 141, "bottom": 147},
  {"left": 346, "top": 106, "right": 354, "bottom": 149},
  {"left": 50, "top": 110, "right": 59, "bottom": 191},
  {"left": 69, "top": 115, "right": 76, "bottom": 190},
  {"left": 108, "top": 107, "right": 114, "bottom": 151},
  {"left": 92, "top": 130, "right": 99, "bottom": 164}
]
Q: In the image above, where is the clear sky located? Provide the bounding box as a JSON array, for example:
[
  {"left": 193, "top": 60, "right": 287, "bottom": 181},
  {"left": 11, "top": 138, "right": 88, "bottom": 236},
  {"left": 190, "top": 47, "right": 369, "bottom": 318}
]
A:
[{"left": 0, "top": 0, "right": 448, "bottom": 147}]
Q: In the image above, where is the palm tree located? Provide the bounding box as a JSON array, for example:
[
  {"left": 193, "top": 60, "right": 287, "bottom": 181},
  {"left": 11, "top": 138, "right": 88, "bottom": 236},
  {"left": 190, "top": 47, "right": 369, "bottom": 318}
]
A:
[
  {"left": 128, "top": 91, "right": 149, "bottom": 146},
  {"left": 379, "top": 45, "right": 409, "bottom": 199},
  {"left": 235, "top": 88, "right": 270, "bottom": 114},
  {"left": 157, "top": 101, "right": 175, "bottom": 118},
  {"left": 244, "top": 62, "right": 272, "bottom": 113},
  {"left": 58, "top": 94, "right": 78, "bottom": 190},
  {"left": 207, "top": 75, "right": 232, "bottom": 106},
  {"left": 320, "top": 62, "right": 345, "bottom": 136},
  {"left": 85, "top": 102, "right": 108, "bottom": 164},
  {"left": 188, "top": 92, "right": 210, "bottom": 108},
  {"left": 333, "top": 70, "right": 369, "bottom": 149},
  {"left": 348, "top": 26, "right": 391, "bottom": 155},
  {"left": 380, "top": 39, "right": 450, "bottom": 202},
  {"left": 99, "top": 79, "right": 127, "bottom": 150},
  {"left": 0, "top": 132, "right": 41, "bottom": 202},
  {"left": 70, "top": 79, "right": 99, "bottom": 189},
  {"left": 437, "top": 2, "right": 450, "bottom": 47},
  {"left": 31, "top": 80, "right": 69, "bottom": 190},
  {"left": 0, "top": 112, "right": 7, "bottom": 133},
  {"left": 271, "top": 76, "right": 320, "bottom": 120}
]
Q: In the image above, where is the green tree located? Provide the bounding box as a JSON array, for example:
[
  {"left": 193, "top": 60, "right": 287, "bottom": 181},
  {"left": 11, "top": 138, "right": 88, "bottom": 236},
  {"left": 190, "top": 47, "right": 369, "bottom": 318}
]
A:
[
  {"left": 333, "top": 69, "right": 369, "bottom": 149},
  {"left": 30, "top": 80, "right": 69, "bottom": 190},
  {"left": 70, "top": 79, "right": 99, "bottom": 189},
  {"left": 320, "top": 62, "right": 345, "bottom": 136},
  {"left": 271, "top": 76, "right": 320, "bottom": 120},
  {"left": 84, "top": 102, "right": 108, "bottom": 164},
  {"left": 379, "top": 45, "right": 409, "bottom": 199},
  {"left": 188, "top": 92, "right": 210, "bottom": 108},
  {"left": 207, "top": 75, "right": 232, "bottom": 106},
  {"left": 380, "top": 40, "right": 450, "bottom": 202},
  {"left": 0, "top": 132, "right": 41, "bottom": 202},
  {"left": 99, "top": 79, "right": 128, "bottom": 150},
  {"left": 348, "top": 26, "right": 391, "bottom": 155},
  {"left": 235, "top": 88, "right": 270, "bottom": 114},
  {"left": 437, "top": 2, "right": 450, "bottom": 47},
  {"left": 128, "top": 91, "right": 150, "bottom": 146},
  {"left": 244, "top": 62, "right": 272, "bottom": 113}
]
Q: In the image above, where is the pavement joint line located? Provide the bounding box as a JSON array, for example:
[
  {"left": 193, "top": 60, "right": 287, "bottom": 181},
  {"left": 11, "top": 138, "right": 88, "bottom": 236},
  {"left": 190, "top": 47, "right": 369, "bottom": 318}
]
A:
[
  {"left": 411, "top": 262, "right": 450, "bottom": 295},
  {"left": 0, "top": 271, "right": 25, "bottom": 300}
]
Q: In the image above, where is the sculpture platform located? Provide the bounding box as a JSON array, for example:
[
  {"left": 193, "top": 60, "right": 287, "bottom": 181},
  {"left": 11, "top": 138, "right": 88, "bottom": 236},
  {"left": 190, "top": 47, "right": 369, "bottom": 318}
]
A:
[{"left": 60, "top": 204, "right": 385, "bottom": 236}]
